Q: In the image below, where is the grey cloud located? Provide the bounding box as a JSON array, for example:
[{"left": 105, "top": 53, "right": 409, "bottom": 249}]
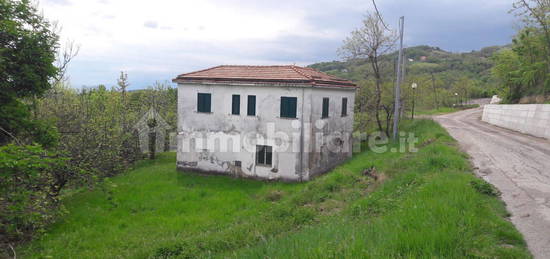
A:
[{"left": 65, "top": 0, "right": 520, "bottom": 89}]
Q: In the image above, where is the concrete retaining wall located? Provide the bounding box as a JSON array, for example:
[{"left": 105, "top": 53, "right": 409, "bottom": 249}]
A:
[{"left": 482, "top": 104, "right": 550, "bottom": 139}]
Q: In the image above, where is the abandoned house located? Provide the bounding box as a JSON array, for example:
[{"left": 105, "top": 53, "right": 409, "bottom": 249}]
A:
[{"left": 173, "top": 65, "right": 357, "bottom": 181}]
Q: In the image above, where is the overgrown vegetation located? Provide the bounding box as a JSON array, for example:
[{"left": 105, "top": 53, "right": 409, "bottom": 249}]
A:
[
  {"left": 0, "top": 0, "right": 178, "bottom": 248},
  {"left": 0, "top": 144, "right": 81, "bottom": 245},
  {"left": 18, "top": 120, "right": 531, "bottom": 258},
  {"left": 35, "top": 81, "right": 177, "bottom": 178},
  {"left": 492, "top": 0, "right": 550, "bottom": 103}
]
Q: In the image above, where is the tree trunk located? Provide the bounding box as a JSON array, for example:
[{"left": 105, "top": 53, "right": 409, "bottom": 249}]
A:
[
  {"left": 431, "top": 72, "right": 438, "bottom": 109},
  {"left": 370, "top": 55, "right": 385, "bottom": 136},
  {"left": 149, "top": 131, "right": 156, "bottom": 160}
]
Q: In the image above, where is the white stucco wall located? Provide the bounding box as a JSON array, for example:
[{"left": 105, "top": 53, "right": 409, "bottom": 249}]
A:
[
  {"left": 306, "top": 88, "right": 355, "bottom": 178},
  {"left": 482, "top": 104, "right": 550, "bottom": 139},
  {"left": 177, "top": 82, "right": 355, "bottom": 181}
]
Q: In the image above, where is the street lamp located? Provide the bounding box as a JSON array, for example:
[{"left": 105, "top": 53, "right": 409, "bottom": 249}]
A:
[
  {"left": 454, "top": 92, "right": 459, "bottom": 107},
  {"left": 411, "top": 83, "right": 418, "bottom": 119}
]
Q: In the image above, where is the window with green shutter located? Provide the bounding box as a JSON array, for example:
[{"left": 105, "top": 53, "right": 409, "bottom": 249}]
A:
[
  {"left": 247, "top": 95, "right": 256, "bottom": 116},
  {"left": 232, "top": 94, "right": 240, "bottom": 115},
  {"left": 197, "top": 93, "right": 211, "bottom": 113},
  {"left": 341, "top": 97, "right": 348, "bottom": 117},
  {"left": 256, "top": 145, "right": 272, "bottom": 166},
  {"left": 280, "top": 97, "right": 297, "bottom": 118},
  {"left": 322, "top": 97, "right": 329, "bottom": 118}
]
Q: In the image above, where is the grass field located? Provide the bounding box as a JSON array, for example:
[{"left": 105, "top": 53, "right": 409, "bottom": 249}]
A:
[
  {"left": 20, "top": 119, "right": 530, "bottom": 258},
  {"left": 415, "top": 104, "right": 480, "bottom": 116}
]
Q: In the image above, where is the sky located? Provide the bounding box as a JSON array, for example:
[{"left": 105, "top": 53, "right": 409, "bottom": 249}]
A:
[{"left": 39, "top": 0, "right": 519, "bottom": 89}]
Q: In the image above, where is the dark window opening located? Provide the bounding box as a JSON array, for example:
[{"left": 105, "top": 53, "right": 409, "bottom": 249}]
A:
[
  {"left": 342, "top": 97, "right": 348, "bottom": 117},
  {"left": 322, "top": 97, "right": 329, "bottom": 118},
  {"left": 256, "top": 145, "right": 273, "bottom": 166},
  {"left": 247, "top": 95, "right": 256, "bottom": 116},
  {"left": 234, "top": 161, "right": 242, "bottom": 167},
  {"left": 197, "top": 93, "right": 211, "bottom": 113},
  {"left": 232, "top": 94, "right": 240, "bottom": 115},
  {"left": 280, "top": 97, "right": 297, "bottom": 118}
]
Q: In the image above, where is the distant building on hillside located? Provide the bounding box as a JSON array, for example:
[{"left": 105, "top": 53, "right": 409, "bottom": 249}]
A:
[{"left": 173, "top": 65, "right": 357, "bottom": 181}]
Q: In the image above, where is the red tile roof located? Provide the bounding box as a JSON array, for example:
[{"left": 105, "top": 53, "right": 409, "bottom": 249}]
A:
[{"left": 173, "top": 65, "right": 357, "bottom": 88}]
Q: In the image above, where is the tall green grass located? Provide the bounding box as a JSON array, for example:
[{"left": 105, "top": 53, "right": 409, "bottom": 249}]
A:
[
  {"left": 228, "top": 120, "right": 528, "bottom": 258},
  {"left": 19, "top": 119, "right": 530, "bottom": 258}
]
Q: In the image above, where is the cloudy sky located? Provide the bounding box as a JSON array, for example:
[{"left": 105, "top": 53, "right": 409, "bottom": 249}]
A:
[{"left": 40, "top": 0, "right": 519, "bottom": 89}]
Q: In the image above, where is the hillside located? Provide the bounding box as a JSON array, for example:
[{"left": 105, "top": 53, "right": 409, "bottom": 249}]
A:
[
  {"left": 309, "top": 45, "right": 507, "bottom": 98},
  {"left": 19, "top": 119, "right": 530, "bottom": 258}
]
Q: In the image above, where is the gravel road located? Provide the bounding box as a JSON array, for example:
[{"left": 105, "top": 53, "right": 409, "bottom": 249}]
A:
[{"left": 435, "top": 107, "right": 550, "bottom": 259}]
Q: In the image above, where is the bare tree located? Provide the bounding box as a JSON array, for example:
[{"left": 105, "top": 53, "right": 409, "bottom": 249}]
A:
[
  {"left": 52, "top": 40, "right": 80, "bottom": 86},
  {"left": 339, "top": 12, "right": 396, "bottom": 135}
]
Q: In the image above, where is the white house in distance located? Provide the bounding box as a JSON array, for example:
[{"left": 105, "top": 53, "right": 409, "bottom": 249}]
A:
[{"left": 173, "top": 65, "right": 357, "bottom": 181}]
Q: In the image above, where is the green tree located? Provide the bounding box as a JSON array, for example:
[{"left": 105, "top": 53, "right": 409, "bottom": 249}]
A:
[{"left": 0, "top": 0, "right": 59, "bottom": 145}]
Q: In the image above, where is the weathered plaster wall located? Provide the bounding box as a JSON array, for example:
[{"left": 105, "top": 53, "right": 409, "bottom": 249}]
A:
[
  {"left": 482, "top": 104, "right": 550, "bottom": 139},
  {"left": 177, "top": 82, "right": 355, "bottom": 181},
  {"left": 305, "top": 88, "right": 355, "bottom": 180}
]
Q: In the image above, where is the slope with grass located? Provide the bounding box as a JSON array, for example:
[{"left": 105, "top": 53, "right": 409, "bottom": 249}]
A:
[
  {"left": 415, "top": 104, "right": 480, "bottom": 116},
  {"left": 20, "top": 120, "right": 530, "bottom": 258}
]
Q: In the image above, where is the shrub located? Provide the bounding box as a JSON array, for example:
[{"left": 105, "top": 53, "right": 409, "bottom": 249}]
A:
[
  {"left": 0, "top": 144, "right": 83, "bottom": 243},
  {"left": 470, "top": 180, "right": 500, "bottom": 197}
]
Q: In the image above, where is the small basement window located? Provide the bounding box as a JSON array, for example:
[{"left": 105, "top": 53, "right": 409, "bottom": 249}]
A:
[
  {"left": 232, "top": 94, "right": 240, "bottom": 115},
  {"left": 341, "top": 97, "right": 348, "bottom": 117},
  {"left": 322, "top": 97, "right": 329, "bottom": 118},
  {"left": 256, "top": 145, "right": 272, "bottom": 166},
  {"left": 280, "top": 97, "right": 297, "bottom": 118},
  {"left": 197, "top": 93, "right": 211, "bottom": 113}
]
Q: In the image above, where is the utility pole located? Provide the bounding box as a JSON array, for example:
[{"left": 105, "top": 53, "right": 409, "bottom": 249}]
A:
[
  {"left": 392, "top": 16, "right": 405, "bottom": 140},
  {"left": 400, "top": 52, "right": 406, "bottom": 119}
]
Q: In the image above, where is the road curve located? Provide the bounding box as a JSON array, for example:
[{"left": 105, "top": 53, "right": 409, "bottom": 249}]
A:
[{"left": 435, "top": 108, "right": 550, "bottom": 259}]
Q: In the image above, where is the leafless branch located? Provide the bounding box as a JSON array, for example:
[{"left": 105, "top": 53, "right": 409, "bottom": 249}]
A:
[
  {"left": 8, "top": 243, "right": 16, "bottom": 259},
  {"left": 52, "top": 40, "right": 80, "bottom": 86},
  {"left": 0, "top": 126, "right": 23, "bottom": 146}
]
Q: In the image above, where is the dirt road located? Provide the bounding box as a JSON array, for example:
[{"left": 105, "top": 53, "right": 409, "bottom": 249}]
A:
[{"left": 435, "top": 108, "right": 550, "bottom": 259}]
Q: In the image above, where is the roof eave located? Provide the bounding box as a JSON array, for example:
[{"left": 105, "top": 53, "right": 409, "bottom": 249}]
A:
[{"left": 173, "top": 78, "right": 357, "bottom": 89}]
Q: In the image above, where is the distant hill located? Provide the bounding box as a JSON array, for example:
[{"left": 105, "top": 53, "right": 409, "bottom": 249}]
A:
[{"left": 308, "top": 45, "right": 507, "bottom": 97}]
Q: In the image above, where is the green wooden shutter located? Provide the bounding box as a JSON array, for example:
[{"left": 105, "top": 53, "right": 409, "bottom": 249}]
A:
[
  {"left": 232, "top": 95, "right": 240, "bottom": 115},
  {"left": 265, "top": 146, "right": 272, "bottom": 165},
  {"left": 280, "top": 97, "right": 286, "bottom": 117},
  {"left": 205, "top": 94, "right": 211, "bottom": 112},
  {"left": 256, "top": 145, "right": 265, "bottom": 164},
  {"left": 342, "top": 98, "right": 348, "bottom": 117},
  {"left": 247, "top": 95, "right": 256, "bottom": 116},
  {"left": 280, "top": 97, "right": 297, "bottom": 118},
  {"left": 197, "top": 93, "right": 211, "bottom": 113},
  {"left": 322, "top": 98, "right": 329, "bottom": 118}
]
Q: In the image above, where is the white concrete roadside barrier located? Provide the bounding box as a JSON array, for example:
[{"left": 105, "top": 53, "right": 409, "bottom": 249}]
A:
[{"left": 482, "top": 104, "right": 550, "bottom": 139}]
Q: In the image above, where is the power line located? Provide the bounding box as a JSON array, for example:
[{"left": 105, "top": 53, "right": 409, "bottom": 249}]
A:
[{"left": 371, "top": 0, "right": 390, "bottom": 30}]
